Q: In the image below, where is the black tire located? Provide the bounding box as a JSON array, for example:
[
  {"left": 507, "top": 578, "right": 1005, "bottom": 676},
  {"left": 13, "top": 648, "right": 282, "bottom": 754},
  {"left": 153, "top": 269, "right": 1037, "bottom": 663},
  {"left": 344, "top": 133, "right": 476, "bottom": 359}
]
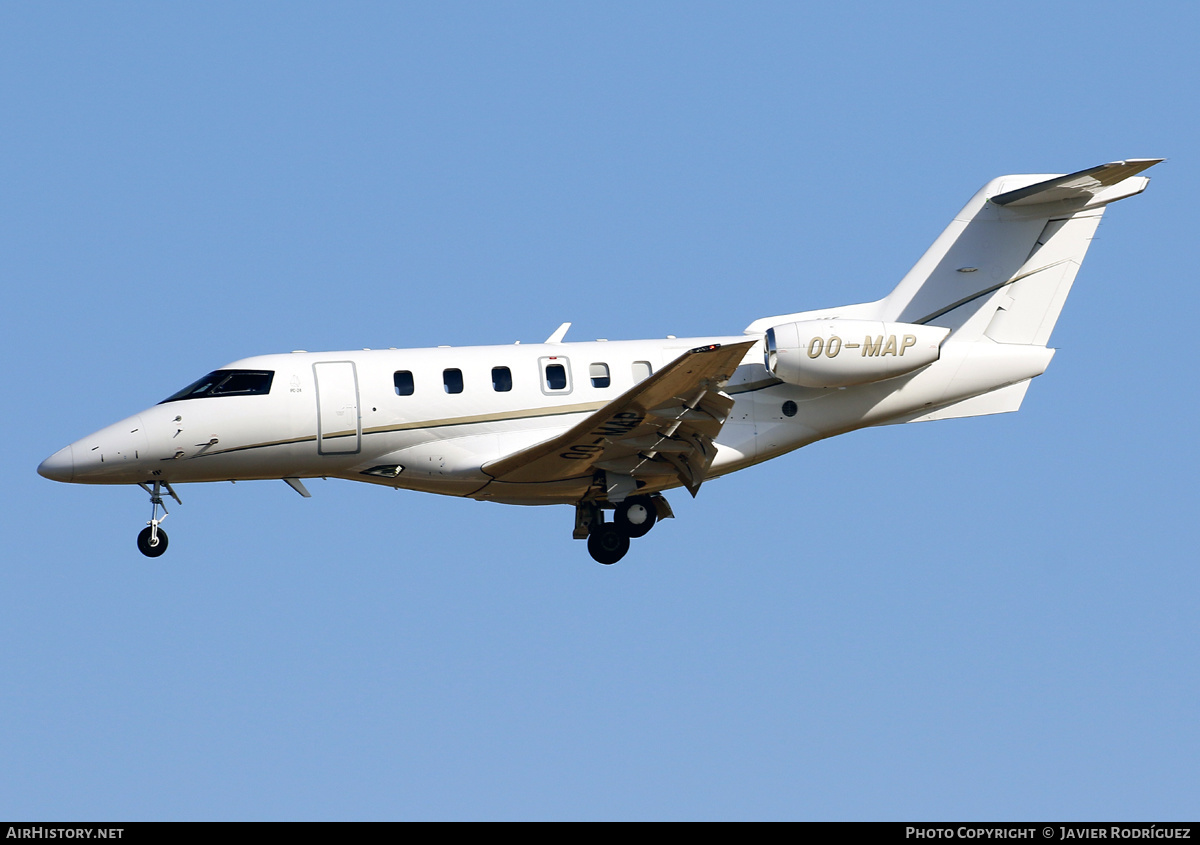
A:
[
  {"left": 137, "top": 526, "right": 168, "bottom": 558},
  {"left": 614, "top": 496, "right": 657, "bottom": 539},
  {"left": 587, "top": 524, "right": 630, "bottom": 565}
]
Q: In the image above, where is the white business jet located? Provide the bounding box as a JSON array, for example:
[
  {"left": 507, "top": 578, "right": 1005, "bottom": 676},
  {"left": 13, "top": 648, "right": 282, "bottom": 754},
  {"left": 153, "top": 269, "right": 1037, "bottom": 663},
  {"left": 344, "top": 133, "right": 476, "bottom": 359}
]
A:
[{"left": 39, "top": 159, "right": 1160, "bottom": 564}]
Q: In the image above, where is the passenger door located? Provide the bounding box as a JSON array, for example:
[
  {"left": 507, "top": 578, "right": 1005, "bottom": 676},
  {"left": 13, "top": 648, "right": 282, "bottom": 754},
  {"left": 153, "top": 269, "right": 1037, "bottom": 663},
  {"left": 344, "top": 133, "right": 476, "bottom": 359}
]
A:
[{"left": 313, "top": 361, "right": 361, "bottom": 455}]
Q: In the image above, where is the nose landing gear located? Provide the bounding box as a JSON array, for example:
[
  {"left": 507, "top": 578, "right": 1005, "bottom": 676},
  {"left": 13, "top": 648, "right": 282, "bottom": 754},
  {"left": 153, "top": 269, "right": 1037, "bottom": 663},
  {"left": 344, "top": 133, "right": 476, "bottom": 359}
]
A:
[
  {"left": 137, "top": 525, "right": 168, "bottom": 557},
  {"left": 135, "top": 481, "right": 180, "bottom": 558}
]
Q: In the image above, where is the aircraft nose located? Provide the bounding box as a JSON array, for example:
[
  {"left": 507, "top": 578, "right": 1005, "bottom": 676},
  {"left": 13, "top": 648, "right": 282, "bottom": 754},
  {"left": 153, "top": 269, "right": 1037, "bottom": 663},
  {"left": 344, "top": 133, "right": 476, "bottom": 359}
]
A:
[{"left": 38, "top": 445, "right": 75, "bottom": 483}]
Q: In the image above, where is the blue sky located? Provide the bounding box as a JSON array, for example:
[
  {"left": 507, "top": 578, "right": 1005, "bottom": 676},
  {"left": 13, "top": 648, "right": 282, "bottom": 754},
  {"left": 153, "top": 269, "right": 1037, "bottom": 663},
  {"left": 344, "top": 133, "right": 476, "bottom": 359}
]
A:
[{"left": 3, "top": 2, "right": 1197, "bottom": 820}]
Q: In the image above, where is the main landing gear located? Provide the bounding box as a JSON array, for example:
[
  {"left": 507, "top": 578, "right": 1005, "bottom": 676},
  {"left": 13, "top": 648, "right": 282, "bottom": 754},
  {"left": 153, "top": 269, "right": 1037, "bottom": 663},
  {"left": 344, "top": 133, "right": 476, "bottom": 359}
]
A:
[
  {"left": 577, "top": 495, "right": 667, "bottom": 565},
  {"left": 587, "top": 524, "right": 629, "bottom": 565},
  {"left": 135, "top": 481, "right": 181, "bottom": 558}
]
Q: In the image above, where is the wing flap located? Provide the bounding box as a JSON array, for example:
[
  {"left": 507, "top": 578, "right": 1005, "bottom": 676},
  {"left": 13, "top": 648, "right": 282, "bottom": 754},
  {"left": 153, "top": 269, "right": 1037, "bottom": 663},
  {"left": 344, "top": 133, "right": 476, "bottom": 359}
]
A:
[{"left": 481, "top": 340, "right": 755, "bottom": 496}]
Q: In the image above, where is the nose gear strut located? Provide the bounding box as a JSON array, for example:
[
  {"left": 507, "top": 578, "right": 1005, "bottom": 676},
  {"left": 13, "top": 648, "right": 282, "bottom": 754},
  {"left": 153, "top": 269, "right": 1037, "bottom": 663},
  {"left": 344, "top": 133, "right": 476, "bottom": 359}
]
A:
[{"left": 135, "top": 481, "right": 181, "bottom": 558}]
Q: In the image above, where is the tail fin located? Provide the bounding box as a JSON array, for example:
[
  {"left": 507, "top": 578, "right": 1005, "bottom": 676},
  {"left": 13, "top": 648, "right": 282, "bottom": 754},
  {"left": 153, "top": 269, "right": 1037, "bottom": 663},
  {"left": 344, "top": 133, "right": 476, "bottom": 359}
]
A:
[{"left": 880, "top": 159, "right": 1161, "bottom": 343}]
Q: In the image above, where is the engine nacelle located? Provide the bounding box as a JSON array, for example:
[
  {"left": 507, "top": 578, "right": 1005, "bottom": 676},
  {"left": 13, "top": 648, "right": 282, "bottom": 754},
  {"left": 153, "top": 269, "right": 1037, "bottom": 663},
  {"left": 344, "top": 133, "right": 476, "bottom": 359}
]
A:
[{"left": 764, "top": 319, "right": 950, "bottom": 388}]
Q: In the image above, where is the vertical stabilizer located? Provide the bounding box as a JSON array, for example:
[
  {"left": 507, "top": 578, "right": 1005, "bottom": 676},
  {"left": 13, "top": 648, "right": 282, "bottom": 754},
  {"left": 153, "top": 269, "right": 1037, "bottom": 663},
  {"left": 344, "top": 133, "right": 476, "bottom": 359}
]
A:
[{"left": 879, "top": 159, "right": 1160, "bottom": 343}]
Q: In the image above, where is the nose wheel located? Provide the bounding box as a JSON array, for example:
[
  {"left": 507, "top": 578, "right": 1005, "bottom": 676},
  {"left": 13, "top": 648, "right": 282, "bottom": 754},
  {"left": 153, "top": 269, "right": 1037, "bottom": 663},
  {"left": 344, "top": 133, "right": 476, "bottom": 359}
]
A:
[
  {"left": 137, "top": 526, "right": 168, "bottom": 557},
  {"left": 136, "top": 481, "right": 181, "bottom": 558}
]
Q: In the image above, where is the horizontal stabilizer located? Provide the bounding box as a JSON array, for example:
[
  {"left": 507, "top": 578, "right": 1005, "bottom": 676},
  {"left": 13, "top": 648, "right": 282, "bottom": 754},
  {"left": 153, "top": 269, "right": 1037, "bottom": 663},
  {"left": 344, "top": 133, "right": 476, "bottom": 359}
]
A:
[{"left": 991, "top": 159, "right": 1162, "bottom": 207}]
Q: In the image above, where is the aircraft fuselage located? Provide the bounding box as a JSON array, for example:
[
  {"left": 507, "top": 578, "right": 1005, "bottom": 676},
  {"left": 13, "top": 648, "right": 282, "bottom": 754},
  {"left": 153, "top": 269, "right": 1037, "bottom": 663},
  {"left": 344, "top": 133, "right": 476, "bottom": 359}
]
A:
[{"left": 39, "top": 333, "right": 1050, "bottom": 505}]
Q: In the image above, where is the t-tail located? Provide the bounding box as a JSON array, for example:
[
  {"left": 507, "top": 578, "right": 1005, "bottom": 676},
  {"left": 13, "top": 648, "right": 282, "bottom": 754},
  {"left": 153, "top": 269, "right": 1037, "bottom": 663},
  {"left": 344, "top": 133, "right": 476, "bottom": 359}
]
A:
[
  {"left": 879, "top": 158, "right": 1161, "bottom": 342},
  {"left": 748, "top": 158, "right": 1161, "bottom": 422}
]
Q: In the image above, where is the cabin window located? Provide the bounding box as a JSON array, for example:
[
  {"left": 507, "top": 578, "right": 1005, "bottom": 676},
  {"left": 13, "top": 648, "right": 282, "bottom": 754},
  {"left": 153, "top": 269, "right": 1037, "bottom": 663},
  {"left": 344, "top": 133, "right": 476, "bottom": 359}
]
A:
[
  {"left": 492, "top": 366, "right": 512, "bottom": 392},
  {"left": 538, "top": 357, "right": 572, "bottom": 395},
  {"left": 632, "top": 361, "right": 653, "bottom": 383},
  {"left": 443, "top": 368, "right": 463, "bottom": 394},
  {"left": 589, "top": 363, "right": 611, "bottom": 388},
  {"left": 159, "top": 370, "right": 275, "bottom": 403},
  {"left": 393, "top": 371, "right": 415, "bottom": 396}
]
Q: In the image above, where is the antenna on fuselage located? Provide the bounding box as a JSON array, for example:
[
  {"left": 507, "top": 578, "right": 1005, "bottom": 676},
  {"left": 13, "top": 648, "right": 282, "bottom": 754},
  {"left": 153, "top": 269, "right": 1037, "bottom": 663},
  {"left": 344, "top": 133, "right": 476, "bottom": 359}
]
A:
[{"left": 545, "top": 322, "right": 571, "bottom": 343}]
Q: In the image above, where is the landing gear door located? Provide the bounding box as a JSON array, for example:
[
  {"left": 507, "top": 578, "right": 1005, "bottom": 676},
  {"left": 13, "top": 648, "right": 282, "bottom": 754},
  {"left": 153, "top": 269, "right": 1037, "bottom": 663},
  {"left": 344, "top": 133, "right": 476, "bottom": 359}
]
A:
[{"left": 314, "top": 361, "right": 361, "bottom": 455}]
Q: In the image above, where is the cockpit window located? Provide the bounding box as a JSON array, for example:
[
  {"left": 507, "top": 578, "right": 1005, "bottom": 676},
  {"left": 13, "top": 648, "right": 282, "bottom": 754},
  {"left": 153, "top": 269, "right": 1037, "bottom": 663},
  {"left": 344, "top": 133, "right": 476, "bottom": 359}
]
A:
[{"left": 159, "top": 370, "right": 275, "bottom": 403}]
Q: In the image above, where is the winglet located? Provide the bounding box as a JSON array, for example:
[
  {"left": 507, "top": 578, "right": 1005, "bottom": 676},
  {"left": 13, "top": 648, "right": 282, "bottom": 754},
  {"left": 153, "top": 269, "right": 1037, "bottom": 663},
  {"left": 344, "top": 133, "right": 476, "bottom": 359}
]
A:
[
  {"left": 992, "top": 158, "right": 1163, "bottom": 207},
  {"left": 545, "top": 322, "right": 571, "bottom": 343}
]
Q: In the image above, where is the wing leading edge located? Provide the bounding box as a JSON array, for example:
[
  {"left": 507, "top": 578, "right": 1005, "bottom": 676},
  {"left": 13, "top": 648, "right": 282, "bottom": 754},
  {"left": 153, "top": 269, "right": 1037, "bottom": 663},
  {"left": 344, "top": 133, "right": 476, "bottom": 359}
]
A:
[{"left": 481, "top": 340, "right": 756, "bottom": 498}]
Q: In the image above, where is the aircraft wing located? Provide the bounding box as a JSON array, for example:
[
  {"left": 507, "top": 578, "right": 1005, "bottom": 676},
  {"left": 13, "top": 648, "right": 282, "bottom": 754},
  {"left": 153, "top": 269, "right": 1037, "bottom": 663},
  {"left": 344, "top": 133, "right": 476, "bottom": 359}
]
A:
[{"left": 482, "top": 340, "right": 756, "bottom": 496}]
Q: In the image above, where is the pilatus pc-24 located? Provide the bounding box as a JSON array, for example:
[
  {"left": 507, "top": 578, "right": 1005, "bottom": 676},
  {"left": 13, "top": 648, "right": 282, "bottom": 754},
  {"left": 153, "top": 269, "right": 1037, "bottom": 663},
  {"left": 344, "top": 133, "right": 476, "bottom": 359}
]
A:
[{"left": 39, "top": 159, "right": 1160, "bottom": 563}]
